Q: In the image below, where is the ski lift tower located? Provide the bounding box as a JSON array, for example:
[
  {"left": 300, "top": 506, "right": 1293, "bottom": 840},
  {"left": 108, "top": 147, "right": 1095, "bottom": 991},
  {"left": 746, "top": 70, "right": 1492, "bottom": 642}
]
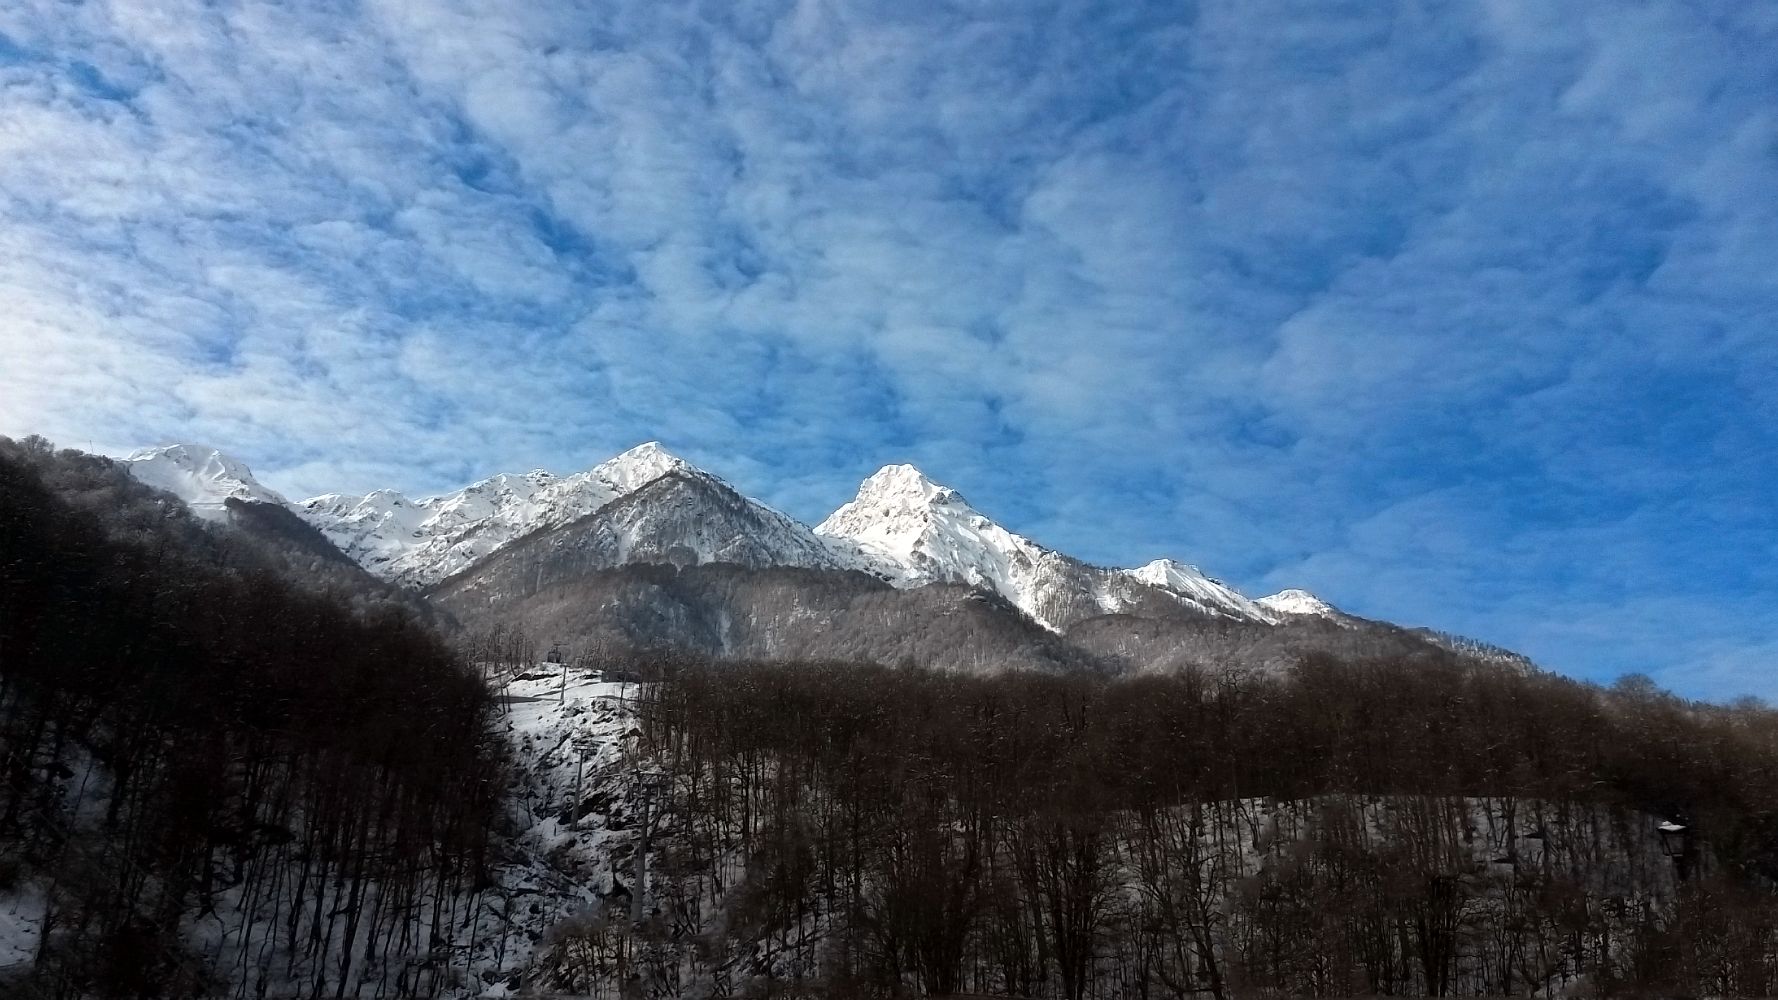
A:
[
  {"left": 630, "top": 767, "right": 669, "bottom": 926},
  {"left": 1658, "top": 820, "right": 1691, "bottom": 881}
]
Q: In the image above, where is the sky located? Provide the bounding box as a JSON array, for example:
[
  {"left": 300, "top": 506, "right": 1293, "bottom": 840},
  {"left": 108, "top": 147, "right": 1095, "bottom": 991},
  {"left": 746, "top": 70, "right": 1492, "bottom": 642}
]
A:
[{"left": 2, "top": 1, "right": 1775, "bottom": 701}]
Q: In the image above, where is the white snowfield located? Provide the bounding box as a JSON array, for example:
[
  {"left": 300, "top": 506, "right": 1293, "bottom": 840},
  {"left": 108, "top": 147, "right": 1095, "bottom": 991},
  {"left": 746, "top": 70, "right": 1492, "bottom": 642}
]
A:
[{"left": 124, "top": 441, "right": 1340, "bottom": 628}]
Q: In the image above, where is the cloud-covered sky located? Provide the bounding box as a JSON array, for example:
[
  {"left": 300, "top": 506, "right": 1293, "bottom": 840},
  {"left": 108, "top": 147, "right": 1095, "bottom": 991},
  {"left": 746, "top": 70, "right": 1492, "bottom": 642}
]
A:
[{"left": 3, "top": 0, "right": 1775, "bottom": 699}]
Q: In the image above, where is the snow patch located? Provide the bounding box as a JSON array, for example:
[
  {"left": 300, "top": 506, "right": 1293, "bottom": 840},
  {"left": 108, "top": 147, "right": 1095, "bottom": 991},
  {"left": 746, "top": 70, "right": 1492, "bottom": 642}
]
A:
[{"left": 0, "top": 885, "right": 47, "bottom": 972}]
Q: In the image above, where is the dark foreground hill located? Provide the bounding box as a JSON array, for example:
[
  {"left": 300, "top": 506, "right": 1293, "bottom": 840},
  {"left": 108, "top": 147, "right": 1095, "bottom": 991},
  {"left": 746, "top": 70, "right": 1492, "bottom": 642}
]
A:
[{"left": 0, "top": 437, "right": 507, "bottom": 998}]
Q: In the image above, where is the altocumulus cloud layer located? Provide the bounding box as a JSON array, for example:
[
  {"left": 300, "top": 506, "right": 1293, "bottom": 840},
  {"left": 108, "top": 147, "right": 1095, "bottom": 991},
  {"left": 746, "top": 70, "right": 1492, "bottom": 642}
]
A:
[{"left": 1, "top": 1, "right": 1775, "bottom": 698}]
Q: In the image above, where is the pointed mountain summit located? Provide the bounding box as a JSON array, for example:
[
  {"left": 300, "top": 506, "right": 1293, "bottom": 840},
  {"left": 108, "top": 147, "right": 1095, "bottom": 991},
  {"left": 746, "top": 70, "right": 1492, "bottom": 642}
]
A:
[
  {"left": 817, "top": 465, "right": 1276, "bottom": 630},
  {"left": 299, "top": 442, "right": 695, "bottom": 587},
  {"left": 851, "top": 463, "right": 969, "bottom": 509},
  {"left": 817, "top": 463, "right": 1045, "bottom": 590},
  {"left": 124, "top": 444, "right": 289, "bottom": 518},
  {"left": 596, "top": 441, "right": 690, "bottom": 489},
  {"left": 432, "top": 465, "right": 849, "bottom": 604}
]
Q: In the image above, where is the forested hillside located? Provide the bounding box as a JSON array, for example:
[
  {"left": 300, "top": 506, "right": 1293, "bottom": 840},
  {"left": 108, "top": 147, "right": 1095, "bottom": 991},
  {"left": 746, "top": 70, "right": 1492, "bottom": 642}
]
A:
[
  {"left": 0, "top": 438, "right": 508, "bottom": 997},
  {"left": 566, "top": 654, "right": 1778, "bottom": 998}
]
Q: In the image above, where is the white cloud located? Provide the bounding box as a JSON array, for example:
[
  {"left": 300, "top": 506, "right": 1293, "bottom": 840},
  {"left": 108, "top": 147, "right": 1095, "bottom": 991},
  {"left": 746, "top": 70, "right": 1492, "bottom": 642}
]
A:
[{"left": 0, "top": 0, "right": 1774, "bottom": 698}]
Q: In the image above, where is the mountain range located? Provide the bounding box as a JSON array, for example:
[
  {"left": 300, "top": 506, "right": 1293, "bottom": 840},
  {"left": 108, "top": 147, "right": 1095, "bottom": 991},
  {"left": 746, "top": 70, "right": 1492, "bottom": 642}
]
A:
[{"left": 123, "top": 441, "right": 1525, "bottom": 673}]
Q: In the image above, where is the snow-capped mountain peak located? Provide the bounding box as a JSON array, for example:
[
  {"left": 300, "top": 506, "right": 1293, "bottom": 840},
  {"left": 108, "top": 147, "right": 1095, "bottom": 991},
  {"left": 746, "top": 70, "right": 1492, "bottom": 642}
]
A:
[
  {"left": 123, "top": 444, "right": 288, "bottom": 518},
  {"left": 852, "top": 463, "right": 966, "bottom": 509},
  {"left": 817, "top": 466, "right": 1279, "bottom": 631},
  {"left": 1257, "top": 588, "right": 1339, "bottom": 619},
  {"left": 124, "top": 438, "right": 1329, "bottom": 637},
  {"left": 1120, "top": 559, "right": 1277, "bottom": 623},
  {"left": 296, "top": 442, "right": 698, "bottom": 587},
  {"left": 815, "top": 465, "right": 1011, "bottom": 588},
  {"left": 593, "top": 441, "right": 689, "bottom": 492},
  {"left": 1127, "top": 558, "right": 1213, "bottom": 590}
]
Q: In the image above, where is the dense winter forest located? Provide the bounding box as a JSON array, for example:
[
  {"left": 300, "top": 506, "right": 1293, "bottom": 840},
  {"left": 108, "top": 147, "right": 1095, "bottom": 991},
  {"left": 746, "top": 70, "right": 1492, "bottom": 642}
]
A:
[{"left": 5, "top": 436, "right": 1778, "bottom": 997}]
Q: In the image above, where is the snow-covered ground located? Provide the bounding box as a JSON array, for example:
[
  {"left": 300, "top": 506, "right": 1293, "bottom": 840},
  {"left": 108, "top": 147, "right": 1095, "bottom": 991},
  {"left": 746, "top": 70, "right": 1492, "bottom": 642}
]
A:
[
  {"left": 0, "top": 886, "right": 47, "bottom": 975},
  {"left": 445, "top": 666, "right": 644, "bottom": 994}
]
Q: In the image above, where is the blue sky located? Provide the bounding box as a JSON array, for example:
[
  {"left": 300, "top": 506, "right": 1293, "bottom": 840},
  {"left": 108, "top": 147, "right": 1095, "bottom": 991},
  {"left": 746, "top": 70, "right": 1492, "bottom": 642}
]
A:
[{"left": 2, "top": 1, "right": 1775, "bottom": 700}]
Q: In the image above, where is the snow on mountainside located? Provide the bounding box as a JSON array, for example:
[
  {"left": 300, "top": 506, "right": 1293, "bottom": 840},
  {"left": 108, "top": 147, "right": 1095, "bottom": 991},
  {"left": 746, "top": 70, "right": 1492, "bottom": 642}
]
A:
[
  {"left": 815, "top": 465, "right": 1022, "bottom": 587},
  {"left": 816, "top": 464, "right": 1275, "bottom": 630},
  {"left": 298, "top": 442, "right": 688, "bottom": 587},
  {"left": 123, "top": 444, "right": 289, "bottom": 519},
  {"left": 431, "top": 468, "right": 851, "bottom": 604},
  {"left": 1257, "top": 588, "right": 1342, "bottom": 619},
  {"left": 123, "top": 442, "right": 1313, "bottom": 639},
  {"left": 1126, "top": 559, "right": 1279, "bottom": 623}
]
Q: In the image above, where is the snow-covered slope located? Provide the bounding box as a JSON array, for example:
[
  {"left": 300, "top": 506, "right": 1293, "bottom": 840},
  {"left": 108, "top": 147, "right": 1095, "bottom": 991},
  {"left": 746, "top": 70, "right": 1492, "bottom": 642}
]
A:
[
  {"left": 1257, "top": 588, "right": 1341, "bottom": 619},
  {"left": 299, "top": 442, "right": 689, "bottom": 587},
  {"left": 816, "top": 465, "right": 1274, "bottom": 630},
  {"left": 816, "top": 465, "right": 1038, "bottom": 588},
  {"left": 1125, "top": 559, "right": 1278, "bottom": 623},
  {"left": 123, "top": 444, "right": 289, "bottom": 519}
]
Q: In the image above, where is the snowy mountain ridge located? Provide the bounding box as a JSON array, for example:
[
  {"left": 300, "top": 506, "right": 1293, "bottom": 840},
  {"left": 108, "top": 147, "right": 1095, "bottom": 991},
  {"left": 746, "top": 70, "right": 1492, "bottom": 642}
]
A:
[
  {"left": 814, "top": 465, "right": 1287, "bottom": 629},
  {"left": 1126, "top": 558, "right": 1282, "bottom": 623},
  {"left": 296, "top": 442, "right": 688, "bottom": 587},
  {"left": 123, "top": 441, "right": 1338, "bottom": 629}
]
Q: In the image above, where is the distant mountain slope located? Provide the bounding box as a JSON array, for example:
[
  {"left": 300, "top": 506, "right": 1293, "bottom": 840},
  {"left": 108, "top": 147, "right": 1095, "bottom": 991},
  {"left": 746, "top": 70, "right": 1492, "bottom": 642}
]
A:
[
  {"left": 1064, "top": 609, "right": 1459, "bottom": 676},
  {"left": 85, "top": 444, "right": 440, "bottom": 619}
]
